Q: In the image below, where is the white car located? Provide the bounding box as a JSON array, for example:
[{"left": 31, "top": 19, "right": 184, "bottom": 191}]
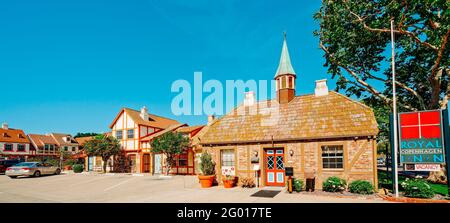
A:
[{"left": 5, "top": 162, "right": 61, "bottom": 178}]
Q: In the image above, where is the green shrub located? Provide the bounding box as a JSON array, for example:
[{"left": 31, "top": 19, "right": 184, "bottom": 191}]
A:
[
  {"left": 200, "top": 152, "right": 215, "bottom": 176},
  {"left": 72, "top": 164, "right": 84, "bottom": 173},
  {"left": 349, "top": 180, "right": 374, "bottom": 194},
  {"left": 293, "top": 179, "right": 304, "bottom": 192},
  {"left": 323, "top": 176, "right": 346, "bottom": 192},
  {"left": 401, "top": 178, "right": 435, "bottom": 198}
]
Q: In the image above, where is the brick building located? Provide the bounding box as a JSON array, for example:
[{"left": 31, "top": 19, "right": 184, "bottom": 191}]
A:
[{"left": 196, "top": 35, "right": 379, "bottom": 189}]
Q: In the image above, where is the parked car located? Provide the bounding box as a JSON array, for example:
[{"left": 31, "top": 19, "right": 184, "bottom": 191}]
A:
[
  {"left": 0, "top": 159, "right": 23, "bottom": 174},
  {"left": 5, "top": 162, "right": 61, "bottom": 178}
]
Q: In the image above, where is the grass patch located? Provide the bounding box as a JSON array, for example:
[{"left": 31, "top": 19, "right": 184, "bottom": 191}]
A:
[{"left": 378, "top": 170, "right": 448, "bottom": 196}]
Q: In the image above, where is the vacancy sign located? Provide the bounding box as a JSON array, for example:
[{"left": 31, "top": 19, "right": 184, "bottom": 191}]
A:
[{"left": 399, "top": 110, "right": 446, "bottom": 164}]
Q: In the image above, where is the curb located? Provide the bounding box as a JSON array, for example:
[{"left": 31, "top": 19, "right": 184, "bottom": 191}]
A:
[{"left": 378, "top": 194, "right": 450, "bottom": 203}]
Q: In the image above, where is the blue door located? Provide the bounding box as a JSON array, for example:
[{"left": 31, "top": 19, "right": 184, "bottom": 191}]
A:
[{"left": 88, "top": 156, "right": 94, "bottom": 171}]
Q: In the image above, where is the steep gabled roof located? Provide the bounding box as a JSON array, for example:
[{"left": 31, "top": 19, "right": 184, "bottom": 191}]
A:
[
  {"left": 0, "top": 128, "right": 30, "bottom": 143},
  {"left": 28, "top": 134, "right": 58, "bottom": 148},
  {"left": 140, "top": 123, "right": 187, "bottom": 142},
  {"left": 50, "top": 133, "right": 79, "bottom": 147},
  {"left": 200, "top": 91, "right": 378, "bottom": 145},
  {"left": 109, "top": 108, "right": 180, "bottom": 129}
]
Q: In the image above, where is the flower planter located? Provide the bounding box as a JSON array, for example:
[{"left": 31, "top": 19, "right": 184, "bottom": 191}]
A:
[
  {"left": 223, "top": 179, "right": 235, "bottom": 188},
  {"left": 198, "top": 175, "right": 215, "bottom": 188},
  {"left": 64, "top": 165, "right": 72, "bottom": 171}
]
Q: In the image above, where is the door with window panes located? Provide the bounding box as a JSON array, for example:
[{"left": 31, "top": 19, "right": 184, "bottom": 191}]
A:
[{"left": 264, "top": 148, "right": 285, "bottom": 186}]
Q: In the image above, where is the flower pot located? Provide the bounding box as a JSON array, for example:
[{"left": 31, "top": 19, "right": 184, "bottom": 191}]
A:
[
  {"left": 198, "top": 175, "right": 215, "bottom": 188},
  {"left": 64, "top": 165, "right": 72, "bottom": 171},
  {"left": 223, "top": 179, "right": 235, "bottom": 188}
]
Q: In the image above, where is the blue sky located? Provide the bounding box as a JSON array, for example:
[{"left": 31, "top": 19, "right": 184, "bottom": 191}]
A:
[{"left": 0, "top": 0, "right": 332, "bottom": 135}]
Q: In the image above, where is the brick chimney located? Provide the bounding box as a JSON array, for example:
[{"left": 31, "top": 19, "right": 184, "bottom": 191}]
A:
[
  {"left": 2, "top": 123, "right": 8, "bottom": 130},
  {"left": 314, "top": 79, "right": 329, "bottom": 97}
]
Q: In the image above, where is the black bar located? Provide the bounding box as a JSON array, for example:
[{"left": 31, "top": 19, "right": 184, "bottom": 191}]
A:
[{"left": 441, "top": 109, "right": 450, "bottom": 197}]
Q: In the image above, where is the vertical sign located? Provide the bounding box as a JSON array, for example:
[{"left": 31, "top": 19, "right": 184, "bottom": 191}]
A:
[{"left": 398, "top": 110, "right": 446, "bottom": 164}]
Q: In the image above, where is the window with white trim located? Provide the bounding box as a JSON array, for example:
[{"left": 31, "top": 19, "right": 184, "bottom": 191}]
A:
[
  {"left": 4, "top": 144, "right": 13, "bottom": 151},
  {"left": 127, "top": 129, "right": 134, "bottom": 139},
  {"left": 17, "top": 144, "right": 25, "bottom": 152},
  {"left": 221, "top": 149, "right": 235, "bottom": 167},
  {"left": 116, "top": 130, "right": 123, "bottom": 140},
  {"left": 321, "top": 145, "right": 344, "bottom": 169}
]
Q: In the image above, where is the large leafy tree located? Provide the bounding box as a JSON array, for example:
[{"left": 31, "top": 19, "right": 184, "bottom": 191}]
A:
[
  {"left": 315, "top": 0, "right": 449, "bottom": 111},
  {"left": 150, "top": 131, "right": 190, "bottom": 175},
  {"left": 315, "top": 0, "right": 449, "bottom": 182},
  {"left": 84, "top": 135, "right": 121, "bottom": 173}
]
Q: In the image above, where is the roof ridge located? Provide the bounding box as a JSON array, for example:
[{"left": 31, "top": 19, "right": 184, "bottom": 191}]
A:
[
  {"left": 124, "top": 107, "right": 179, "bottom": 122},
  {"left": 328, "top": 91, "right": 372, "bottom": 110}
]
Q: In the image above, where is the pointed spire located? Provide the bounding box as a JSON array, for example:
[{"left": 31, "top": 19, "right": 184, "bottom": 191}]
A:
[{"left": 274, "top": 32, "right": 296, "bottom": 78}]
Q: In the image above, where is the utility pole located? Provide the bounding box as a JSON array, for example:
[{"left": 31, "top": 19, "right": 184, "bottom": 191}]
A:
[{"left": 390, "top": 19, "right": 399, "bottom": 198}]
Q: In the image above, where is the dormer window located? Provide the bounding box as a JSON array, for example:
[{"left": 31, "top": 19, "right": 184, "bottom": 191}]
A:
[
  {"left": 3, "top": 133, "right": 10, "bottom": 138},
  {"left": 18, "top": 134, "right": 25, "bottom": 139}
]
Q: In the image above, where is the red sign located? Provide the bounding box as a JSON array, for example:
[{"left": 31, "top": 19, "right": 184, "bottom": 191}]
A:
[
  {"left": 398, "top": 110, "right": 446, "bottom": 164},
  {"left": 399, "top": 111, "right": 441, "bottom": 139}
]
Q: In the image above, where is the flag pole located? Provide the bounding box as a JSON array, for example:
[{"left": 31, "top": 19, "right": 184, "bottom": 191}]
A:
[{"left": 390, "top": 19, "right": 399, "bottom": 198}]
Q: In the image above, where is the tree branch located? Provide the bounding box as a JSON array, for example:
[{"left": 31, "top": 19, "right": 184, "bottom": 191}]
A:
[
  {"left": 320, "top": 42, "right": 417, "bottom": 111},
  {"left": 429, "top": 29, "right": 450, "bottom": 107},
  {"left": 344, "top": 2, "right": 439, "bottom": 51}
]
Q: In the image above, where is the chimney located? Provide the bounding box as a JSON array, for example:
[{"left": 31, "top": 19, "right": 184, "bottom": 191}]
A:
[
  {"left": 244, "top": 91, "right": 256, "bottom": 107},
  {"left": 140, "top": 106, "right": 149, "bottom": 121},
  {"left": 207, "top": 115, "right": 215, "bottom": 126},
  {"left": 2, "top": 123, "right": 8, "bottom": 130},
  {"left": 314, "top": 79, "right": 329, "bottom": 97}
]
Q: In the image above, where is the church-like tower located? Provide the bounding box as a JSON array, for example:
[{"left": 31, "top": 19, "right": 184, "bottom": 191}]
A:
[{"left": 275, "top": 33, "right": 296, "bottom": 104}]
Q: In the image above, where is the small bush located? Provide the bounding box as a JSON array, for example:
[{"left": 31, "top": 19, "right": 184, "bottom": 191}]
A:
[
  {"left": 239, "top": 177, "right": 255, "bottom": 188},
  {"left": 322, "top": 176, "right": 346, "bottom": 192},
  {"left": 293, "top": 179, "right": 304, "bottom": 192},
  {"left": 72, "top": 164, "right": 84, "bottom": 173},
  {"left": 401, "top": 178, "right": 435, "bottom": 198},
  {"left": 349, "top": 180, "right": 374, "bottom": 195}
]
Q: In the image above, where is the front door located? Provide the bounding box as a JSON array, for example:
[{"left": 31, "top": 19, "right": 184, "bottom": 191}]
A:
[
  {"left": 265, "top": 149, "right": 285, "bottom": 186},
  {"left": 88, "top": 156, "right": 93, "bottom": 171},
  {"left": 128, "top": 155, "right": 136, "bottom": 173},
  {"left": 143, "top": 154, "right": 151, "bottom": 173},
  {"left": 154, "top": 154, "right": 162, "bottom": 174}
]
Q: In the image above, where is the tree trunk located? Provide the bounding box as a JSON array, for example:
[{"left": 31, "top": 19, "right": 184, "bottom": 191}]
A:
[
  {"left": 165, "top": 155, "right": 171, "bottom": 176},
  {"left": 427, "top": 166, "right": 447, "bottom": 184},
  {"left": 102, "top": 157, "right": 109, "bottom": 173}
]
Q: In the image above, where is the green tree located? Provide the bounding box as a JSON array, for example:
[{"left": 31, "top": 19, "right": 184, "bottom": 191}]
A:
[
  {"left": 150, "top": 131, "right": 190, "bottom": 175},
  {"left": 84, "top": 135, "right": 121, "bottom": 173},
  {"left": 315, "top": 0, "right": 449, "bottom": 182},
  {"left": 74, "top": 132, "right": 100, "bottom": 138}
]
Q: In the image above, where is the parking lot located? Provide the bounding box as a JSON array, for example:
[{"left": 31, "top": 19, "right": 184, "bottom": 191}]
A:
[{"left": 0, "top": 173, "right": 387, "bottom": 203}]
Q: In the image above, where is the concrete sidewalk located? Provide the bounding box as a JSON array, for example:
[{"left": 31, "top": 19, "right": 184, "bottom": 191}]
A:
[{"left": 0, "top": 174, "right": 388, "bottom": 203}]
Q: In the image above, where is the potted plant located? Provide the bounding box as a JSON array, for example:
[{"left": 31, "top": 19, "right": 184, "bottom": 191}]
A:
[
  {"left": 63, "top": 159, "right": 76, "bottom": 170},
  {"left": 222, "top": 175, "right": 236, "bottom": 188},
  {"left": 198, "top": 151, "right": 215, "bottom": 188}
]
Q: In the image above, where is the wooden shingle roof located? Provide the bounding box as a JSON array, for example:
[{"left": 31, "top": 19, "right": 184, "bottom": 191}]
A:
[
  {"left": 200, "top": 91, "right": 378, "bottom": 145},
  {"left": 109, "top": 108, "right": 180, "bottom": 130},
  {"left": 0, "top": 128, "right": 30, "bottom": 143}
]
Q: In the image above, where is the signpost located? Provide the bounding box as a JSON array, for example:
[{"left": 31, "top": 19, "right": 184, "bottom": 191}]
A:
[{"left": 393, "top": 109, "right": 450, "bottom": 197}]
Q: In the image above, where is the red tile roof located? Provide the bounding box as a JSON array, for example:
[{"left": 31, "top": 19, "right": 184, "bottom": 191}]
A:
[{"left": 0, "top": 128, "right": 30, "bottom": 143}]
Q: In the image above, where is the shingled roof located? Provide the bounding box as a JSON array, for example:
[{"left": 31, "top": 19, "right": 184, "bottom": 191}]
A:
[
  {"left": 109, "top": 108, "right": 180, "bottom": 129},
  {"left": 200, "top": 91, "right": 378, "bottom": 145},
  {"left": 0, "top": 128, "right": 30, "bottom": 143}
]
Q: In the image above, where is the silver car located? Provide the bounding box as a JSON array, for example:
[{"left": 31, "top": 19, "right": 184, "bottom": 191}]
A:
[{"left": 5, "top": 162, "right": 61, "bottom": 178}]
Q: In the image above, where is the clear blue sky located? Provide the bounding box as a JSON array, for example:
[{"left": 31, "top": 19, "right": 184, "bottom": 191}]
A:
[{"left": 0, "top": 0, "right": 333, "bottom": 135}]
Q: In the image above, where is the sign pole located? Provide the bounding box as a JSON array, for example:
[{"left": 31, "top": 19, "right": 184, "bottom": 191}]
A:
[
  {"left": 442, "top": 109, "right": 450, "bottom": 197},
  {"left": 390, "top": 19, "right": 399, "bottom": 197}
]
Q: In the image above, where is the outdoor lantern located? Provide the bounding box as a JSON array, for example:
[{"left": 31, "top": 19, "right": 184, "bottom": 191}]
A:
[
  {"left": 254, "top": 151, "right": 258, "bottom": 157},
  {"left": 289, "top": 149, "right": 294, "bottom": 157}
]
